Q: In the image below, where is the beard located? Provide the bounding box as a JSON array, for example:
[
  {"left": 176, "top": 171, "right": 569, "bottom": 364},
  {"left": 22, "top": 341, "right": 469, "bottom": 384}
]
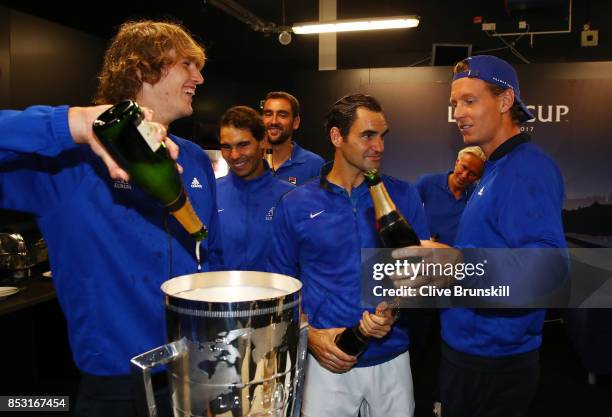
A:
[{"left": 267, "top": 129, "right": 292, "bottom": 145}]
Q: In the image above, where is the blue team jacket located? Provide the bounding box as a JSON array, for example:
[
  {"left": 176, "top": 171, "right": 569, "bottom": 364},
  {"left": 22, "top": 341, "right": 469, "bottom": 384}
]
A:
[
  {"left": 442, "top": 134, "right": 567, "bottom": 357},
  {"left": 416, "top": 171, "right": 474, "bottom": 245},
  {"left": 272, "top": 142, "right": 324, "bottom": 185},
  {"left": 268, "top": 164, "right": 429, "bottom": 367},
  {"left": 0, "top": 105, "right": 223, "bottom": 375},
  {"left": 216, "top": 169, "right": 294, "bottom": 271}
]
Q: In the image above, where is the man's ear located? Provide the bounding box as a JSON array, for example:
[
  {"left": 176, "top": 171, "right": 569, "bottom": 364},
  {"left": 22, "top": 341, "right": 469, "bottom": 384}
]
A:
[
  {"left": 499, "top": 89, "right": 515, "bottom": 113},
  {"left": 292, "top": 115, "right": 301, "bottom": 130},
  {"left": 330, "top": 127, "right": 343, "bottom": 148}
]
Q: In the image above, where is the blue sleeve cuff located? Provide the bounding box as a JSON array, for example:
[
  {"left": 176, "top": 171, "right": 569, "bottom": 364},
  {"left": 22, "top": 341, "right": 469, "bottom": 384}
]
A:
[{"left": 51, "top": 105, "right": 78, "bottom": 152}]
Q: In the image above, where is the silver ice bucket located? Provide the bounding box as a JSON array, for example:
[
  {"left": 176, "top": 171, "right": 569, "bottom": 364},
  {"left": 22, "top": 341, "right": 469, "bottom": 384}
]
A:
[{"left": 131, "top": 271, "right": 306, "bottom": 417}]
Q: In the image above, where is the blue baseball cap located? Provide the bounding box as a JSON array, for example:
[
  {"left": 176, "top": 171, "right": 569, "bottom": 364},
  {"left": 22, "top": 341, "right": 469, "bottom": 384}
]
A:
[{"left": 452, "top": 55, "right": 534, "bottom": 122}]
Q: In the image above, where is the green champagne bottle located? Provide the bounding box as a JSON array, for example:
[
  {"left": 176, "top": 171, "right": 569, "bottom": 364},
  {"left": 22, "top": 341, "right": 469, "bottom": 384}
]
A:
[
  {"left": 92, "top": 100, "right": 208, "bottom": 241},
  {"left": 335, "top": 169, "right": 418, "bottom": 356},
  {"left": 363, "top": 169, "right": 420, "bottom": 248}
]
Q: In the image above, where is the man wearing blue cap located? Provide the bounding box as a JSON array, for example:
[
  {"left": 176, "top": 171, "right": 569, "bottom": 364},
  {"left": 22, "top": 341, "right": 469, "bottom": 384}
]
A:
[{"left": 435, "top": 55, "right": 565, "bottom": 416}]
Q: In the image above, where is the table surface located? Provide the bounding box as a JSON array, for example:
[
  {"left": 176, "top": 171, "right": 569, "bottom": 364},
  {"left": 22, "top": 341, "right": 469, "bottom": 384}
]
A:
[{"left": 0, "top": 275, "right": 56, "bottom": 316}]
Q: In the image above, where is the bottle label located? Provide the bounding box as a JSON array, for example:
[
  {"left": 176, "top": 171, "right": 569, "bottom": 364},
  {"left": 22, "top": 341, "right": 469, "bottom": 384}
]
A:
[
  {"left": 264, "top": 150, "right": 274, "bottom": 172},
  {"left": 136, "top": 120, "right": 162, "bottom": 152},
  {"left": 369, "top": 183, "right": 397, "bottom": 218}
]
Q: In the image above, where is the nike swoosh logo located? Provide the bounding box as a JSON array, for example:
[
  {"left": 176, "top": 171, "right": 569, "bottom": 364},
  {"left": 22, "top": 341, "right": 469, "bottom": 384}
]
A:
[
  {"left": 310, "top": 210, "right": 325, "bottom": 219},
  {"left": 478, "top": 186, "right": 485, "bottom": 196},
  {"left": 217, "top": 209, "right": 224, "bottom": 212}
]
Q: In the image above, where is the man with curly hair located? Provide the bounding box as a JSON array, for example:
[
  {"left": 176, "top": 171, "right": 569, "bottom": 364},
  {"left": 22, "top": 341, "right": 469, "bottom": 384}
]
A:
[{"left": 0, "top": 21, "right": 222, "bottom": 417}]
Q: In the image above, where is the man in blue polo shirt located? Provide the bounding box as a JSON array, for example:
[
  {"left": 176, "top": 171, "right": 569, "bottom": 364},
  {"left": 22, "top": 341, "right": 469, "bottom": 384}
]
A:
[
  {"left": 262, "top": 91, "right": 324, "bottom": 185},
  {"left": 216, "top": 106, "right": 294, "bottom": 271},
  {"left": 0, "top": 21, "right": 222, "bottom": 417},
  {"left": 416, "top": 146, "right": 485, "bottom": 245},
  {"left": 268, "top": 94, "right": 429, "bottom": 417},
  {"left": 397, "top": 55, "right": 566, "bottom": 417}
]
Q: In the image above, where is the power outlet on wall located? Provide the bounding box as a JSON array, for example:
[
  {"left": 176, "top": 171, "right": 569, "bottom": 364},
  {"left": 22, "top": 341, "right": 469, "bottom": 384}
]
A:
[
  {"left": 581, "top": 29, "right": 598, "bottom": 47},
  {"left": 581, "top": 23, "right": 599, "bottom": 47},
  {"left": 482, "top": 22, "right": 496, "bottom": 31}
]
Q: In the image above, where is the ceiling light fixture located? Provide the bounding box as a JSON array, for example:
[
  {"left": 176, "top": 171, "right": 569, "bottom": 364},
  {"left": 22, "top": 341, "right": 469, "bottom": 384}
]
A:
[{"left": 292, "top": 16, "right": 420, "bottom": 35}]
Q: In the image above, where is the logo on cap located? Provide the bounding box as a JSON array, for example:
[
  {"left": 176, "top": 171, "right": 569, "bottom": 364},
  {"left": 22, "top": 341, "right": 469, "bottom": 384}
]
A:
[{"left": 453, "top": 55, "right": 534, "bottom": 122}]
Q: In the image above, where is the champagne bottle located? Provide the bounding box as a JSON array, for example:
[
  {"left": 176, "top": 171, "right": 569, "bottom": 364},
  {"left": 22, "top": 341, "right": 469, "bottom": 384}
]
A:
[
  {"left": 335, "top": 169, "right": 419, "bottom": 356},
  {"left": 335, "top": 302, "right": 392, "bottom": 357},
  {"left": 92, "top": 100, "right": 208, "bottom": 241},
  {"left": 264, "top": 148, "right": 274, "bottom": 172},
  {"left": 363, "top": 169, "right": 420, "bottom": 248}
]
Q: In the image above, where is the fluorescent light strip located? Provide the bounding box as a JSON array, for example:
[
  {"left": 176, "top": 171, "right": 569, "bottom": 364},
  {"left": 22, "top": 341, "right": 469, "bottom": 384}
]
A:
[{"left": 292, "top": 16, "right": 419, "bottom": 34}]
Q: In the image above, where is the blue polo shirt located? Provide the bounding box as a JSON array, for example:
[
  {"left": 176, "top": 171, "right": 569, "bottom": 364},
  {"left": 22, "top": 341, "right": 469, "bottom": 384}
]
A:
[
  {"left": 416, "top": 172, "right": 475, "bottom": 245},
  {"left": 273, "top": 141, "right": 324, "bottom": 185},
  {"left": 217, "top": 169, "right": 294, "bottom": 271},
  {"left": 268, "top": 163, "right": 429, "bottom": 367},
  {"left": 441, "top": 133, "right": 567, "bottom": 357},
  {"left": 0, "top": 105, "right": 223, "bottom": 376}
]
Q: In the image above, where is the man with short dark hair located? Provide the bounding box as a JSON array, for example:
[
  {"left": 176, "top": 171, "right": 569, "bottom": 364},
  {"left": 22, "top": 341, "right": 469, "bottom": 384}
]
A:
[
  {"left": 262, "top": 91, "right": 324, "bottom": 185},
  {"left": 268, "top": 93, "right": 429, "bottom": 417},
  {"left": 216, "top": 106, "right": 294, "bottom": 270}
]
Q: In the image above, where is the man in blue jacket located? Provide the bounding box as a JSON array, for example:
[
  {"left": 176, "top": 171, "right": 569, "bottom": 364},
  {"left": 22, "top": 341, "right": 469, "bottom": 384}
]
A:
[
  {"left": 216, "top": 106, "right": 294, "bottom": 271},
  {"left": 268, "top": 94, "right": 429, "bottom": 417},
  {"left": 394, "top": 55, "right": 565, "bottom": 417},
  {"left": 416, "top": 146, "right": 485, "bottom": 245},
  {"left": 0, "top": 21, "right": 222, "bottom": 417},
  {"left": 261, "top": 91, "right": 324, "bottom": 184}
]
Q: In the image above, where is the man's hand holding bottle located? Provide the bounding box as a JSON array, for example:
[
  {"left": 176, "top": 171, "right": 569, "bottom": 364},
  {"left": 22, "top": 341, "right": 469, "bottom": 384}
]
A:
[
  {"left": 67, "top": 105, "right": 180, "bottom": 181},
  {"left": 309, "top": 302, "right": 395, "bottom": 374},
  {"left": 308, "top": 326, "right": 358, "bottom": 373},
  {"left": 359, "top": 301, "right": 395, "bottom": 339},
  {"left": 390, "top": 239, "right": 463, "bottom": 292}
]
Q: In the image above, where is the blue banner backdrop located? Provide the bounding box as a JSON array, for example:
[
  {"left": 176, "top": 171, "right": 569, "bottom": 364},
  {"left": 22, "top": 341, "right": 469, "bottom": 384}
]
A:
[{"left": 293, "top": 62, "right": 612, "bottom": 242}]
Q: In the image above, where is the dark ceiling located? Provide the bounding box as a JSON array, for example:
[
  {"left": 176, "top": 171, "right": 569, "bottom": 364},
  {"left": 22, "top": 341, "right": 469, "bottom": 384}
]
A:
[
  {"left": 1, "top": 0, "right": 610, "bottom": 151},
  {"left": 1, "top": 0, "right": 320, "bottom": 76},
  {"left": 2, "top": 0, "right": 610, "bottom": 77}
]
